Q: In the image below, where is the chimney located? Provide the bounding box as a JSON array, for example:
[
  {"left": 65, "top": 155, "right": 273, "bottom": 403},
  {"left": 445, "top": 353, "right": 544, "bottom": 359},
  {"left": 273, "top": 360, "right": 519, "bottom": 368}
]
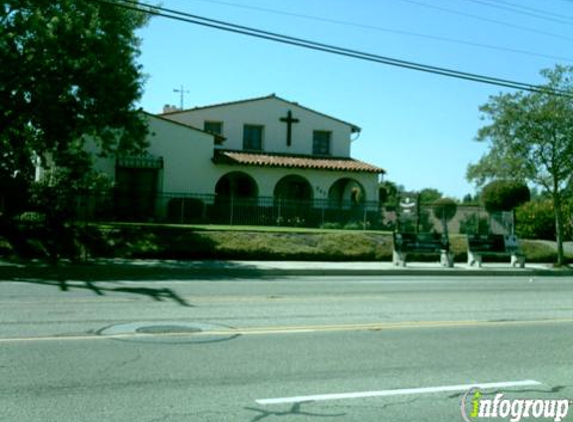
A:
[{"left": 162, "top": 104, "right": 180, "bottom": 114}]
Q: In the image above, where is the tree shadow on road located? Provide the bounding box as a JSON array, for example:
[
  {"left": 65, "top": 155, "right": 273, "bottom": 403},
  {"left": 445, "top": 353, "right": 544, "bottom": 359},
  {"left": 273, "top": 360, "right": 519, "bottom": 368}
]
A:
[
  {"left": 12, "top": 277, "right": 195, "bottom": 307},
  {"left": 0, "top": 259, "right": 271, "bottom": 281},
  {"left": 1, "top": 260, "right": 274, "bottom": 307}
]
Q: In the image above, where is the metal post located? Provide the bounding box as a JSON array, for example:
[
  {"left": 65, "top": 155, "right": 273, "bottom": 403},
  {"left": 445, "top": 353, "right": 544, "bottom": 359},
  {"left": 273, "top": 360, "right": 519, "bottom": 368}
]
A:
[
  {"left": 230, "top": 194, "right": 234, "bottom": 226},
  {"left": 173, "top": 85, "right": 190, "bottom": 109},
  {"left": 83, "top": 191, "right": 88, "bottom": 263},
  {"left": 416, "top": 194, "right": 421, "bottom": 234}
]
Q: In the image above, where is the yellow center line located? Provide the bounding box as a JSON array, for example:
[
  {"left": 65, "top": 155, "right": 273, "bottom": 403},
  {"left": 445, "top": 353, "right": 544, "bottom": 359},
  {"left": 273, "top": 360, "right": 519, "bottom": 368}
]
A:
[
  {"left": 204, "top": 318, "right": 573, "bottom": 335},
  {"left": 1, "top": 318, "right": 573, "bottom": 343}
]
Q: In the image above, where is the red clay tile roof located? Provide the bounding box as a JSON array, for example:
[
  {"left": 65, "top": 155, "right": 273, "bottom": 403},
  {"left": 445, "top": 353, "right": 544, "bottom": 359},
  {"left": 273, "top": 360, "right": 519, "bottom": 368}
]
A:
[{"left": 214, "top": 150, "right": 385, "bottom": 174}]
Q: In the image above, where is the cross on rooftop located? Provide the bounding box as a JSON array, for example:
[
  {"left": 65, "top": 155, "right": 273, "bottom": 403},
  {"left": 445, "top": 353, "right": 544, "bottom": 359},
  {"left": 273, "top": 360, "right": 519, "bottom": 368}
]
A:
[{"left": 280, "top": 110, "right": 299, "bottom": 147}]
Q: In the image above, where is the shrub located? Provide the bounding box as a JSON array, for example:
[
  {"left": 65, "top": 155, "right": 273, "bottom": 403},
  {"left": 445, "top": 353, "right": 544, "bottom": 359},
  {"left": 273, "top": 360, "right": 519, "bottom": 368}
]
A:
[
  {"left": 432, "top": 198, "right": 458, "bottom": 222},
  {"left": 459, "top": 213, "right": 490, "bottom": 235},
  {"left": 167, "top": 198, "right": 205, "bottom": 223},
  {"left": 481, "top": 180, "right": 530, "bottom": 212},
  {"left": 343, "top": 221, "right": 362, "bottom": 230},
  {"left": 516, "top": 200, "right": 572, "bottom": 240},
  {"left": 320, "top": 222, "right": 342, "bottom": 230},
  {"left": 17, "top": 212, "right": 46, "bottom": 223}
]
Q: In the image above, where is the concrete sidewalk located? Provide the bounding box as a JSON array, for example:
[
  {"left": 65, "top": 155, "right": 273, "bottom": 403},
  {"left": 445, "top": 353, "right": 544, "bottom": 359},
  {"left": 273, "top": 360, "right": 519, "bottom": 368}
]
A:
[
  {"left": 1, "top": 258, "right": 572, "bottom": 280},
  {"left": 218, "top": 260, "right": 567, "bottom": 276}
]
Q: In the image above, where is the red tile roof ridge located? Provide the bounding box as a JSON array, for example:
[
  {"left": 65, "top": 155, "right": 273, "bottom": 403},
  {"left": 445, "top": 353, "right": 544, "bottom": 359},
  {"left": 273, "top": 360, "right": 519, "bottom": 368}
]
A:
[{"left": 215, "top": 149, "right": 385, "bottom": 174}]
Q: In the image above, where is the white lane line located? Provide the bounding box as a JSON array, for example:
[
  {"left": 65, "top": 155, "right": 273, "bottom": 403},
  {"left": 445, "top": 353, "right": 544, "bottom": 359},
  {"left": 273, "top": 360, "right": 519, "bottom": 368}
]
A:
[{"left": 256, "top": 380, "right": 542, "bottom": 405}]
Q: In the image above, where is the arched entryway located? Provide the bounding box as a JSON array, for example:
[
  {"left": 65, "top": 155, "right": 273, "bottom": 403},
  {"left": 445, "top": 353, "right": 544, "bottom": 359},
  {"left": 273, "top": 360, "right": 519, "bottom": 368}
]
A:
[
  {"left": 326, "top": 178, "right": 368, "bottom": 227},
  {"left": 214, "top": 172, "right": 259, "bottom": 224},
  {"left": 273, "top": 175, "right": 313, "bottom": 227},
  {"left": 328, "top": 178, "right": 366, "bottom": 207},
  {"left": 274, "top": 175, "right": 313, "bottom": 203},
  {"left": 215, "top": 171, "right": 258, "bottom": 199}
]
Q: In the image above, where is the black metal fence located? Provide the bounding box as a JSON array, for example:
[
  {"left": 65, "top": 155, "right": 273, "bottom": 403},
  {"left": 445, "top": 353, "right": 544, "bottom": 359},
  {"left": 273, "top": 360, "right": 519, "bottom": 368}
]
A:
[
  {"left": 8, "top": 189, "right": 512, "bottom": 234},
  {"left": 395, "top": 203, "right": 513, "bottom": 235},
  {"left": 73, "top": 191, "right": 385, "bottom": 229}
]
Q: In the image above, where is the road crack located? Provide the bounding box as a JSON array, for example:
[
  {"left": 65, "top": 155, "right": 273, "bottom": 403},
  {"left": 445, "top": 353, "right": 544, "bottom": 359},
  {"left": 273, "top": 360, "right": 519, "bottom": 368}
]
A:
[{"left": 99, "top": 351, "right": 143, "bottom": 374}]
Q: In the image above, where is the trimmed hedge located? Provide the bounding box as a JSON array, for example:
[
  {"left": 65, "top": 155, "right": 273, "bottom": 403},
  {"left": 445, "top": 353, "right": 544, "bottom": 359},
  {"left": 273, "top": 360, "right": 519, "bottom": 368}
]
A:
[
  {"left": 0, "top": 224, "right": 566, "bottom": 263},
  {"left": 481, "top": 180, "right": 530, "bottom": 212}
]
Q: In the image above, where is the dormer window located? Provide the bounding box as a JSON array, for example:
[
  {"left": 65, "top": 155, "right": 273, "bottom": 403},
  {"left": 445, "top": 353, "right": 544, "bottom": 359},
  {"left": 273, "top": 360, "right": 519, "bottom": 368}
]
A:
[
  {"left": 313, "top": 130, "right": 331, "bottom": 155},
  {"left": 204, "top": 121, "right": 223, "bottom": 135},
  {"left": 243, "top": 124, "right": 264, "bottom": 151}
]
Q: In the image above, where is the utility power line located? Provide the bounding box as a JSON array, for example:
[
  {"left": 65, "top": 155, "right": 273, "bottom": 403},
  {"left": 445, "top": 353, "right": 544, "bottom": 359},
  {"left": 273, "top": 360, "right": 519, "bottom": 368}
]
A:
[
  {"left": 182, "top": 0, "right": 572, "bottom": 63},
  {"left": 392, "top": 0, "right": 573, "bottom": 42},
  {"left": 95, "top": 0, "right": 571, "bottom": 97},
  {"left": 484, "top": 0, "right": 573, "bottom": 21},
  {"left": 458, "top": 0, "right": 573, "bottom": 25}
]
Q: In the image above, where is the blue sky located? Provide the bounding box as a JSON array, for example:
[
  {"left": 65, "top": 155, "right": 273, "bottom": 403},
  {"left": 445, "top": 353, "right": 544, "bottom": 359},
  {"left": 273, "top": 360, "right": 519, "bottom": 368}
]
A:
[{"left": 134, "top": 0, "right": 573, "bottom": 199}]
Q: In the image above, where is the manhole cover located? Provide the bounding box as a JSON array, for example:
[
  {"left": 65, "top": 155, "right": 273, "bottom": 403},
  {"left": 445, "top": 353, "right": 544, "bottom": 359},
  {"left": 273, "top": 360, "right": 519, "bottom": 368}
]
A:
[
  {"left": 96, "top": 321, "right": 237, "bottom": 344},
  {"left": 136, "top": 325, "right": 202, "bottom": 334}
]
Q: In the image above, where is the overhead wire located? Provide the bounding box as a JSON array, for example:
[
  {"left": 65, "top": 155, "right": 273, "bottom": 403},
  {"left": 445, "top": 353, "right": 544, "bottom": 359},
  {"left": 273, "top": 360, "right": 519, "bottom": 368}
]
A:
[
  {"left": 179, "top": 0, "right": 572, "bottom": 63},
  {"left": 93, "top": 0, "right": 572, "bottom": 97},
  {"left": 458, "top": 0, "right": 573, "bottom": 25},
  {"left": 392, "top": 0, "right": 573, "bottom": 42},
  {"left": 480, "top": 0, "right": 573, "bottom": 22}
]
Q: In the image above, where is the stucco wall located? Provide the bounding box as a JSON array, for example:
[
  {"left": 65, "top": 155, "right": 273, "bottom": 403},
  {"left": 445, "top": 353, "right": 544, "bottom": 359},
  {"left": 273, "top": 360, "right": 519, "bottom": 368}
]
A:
[
  {"left": 163, "top": 97, "right": 354, "bottom": 157},
  {"left": 85, "top": 113, "right": 380, "bottom": 215},
  {"left": 90, "top": 115, "right": 221, "bottom": 195},
  {"left": 145, "top": 116, "right": 220, "bottom": 194}
]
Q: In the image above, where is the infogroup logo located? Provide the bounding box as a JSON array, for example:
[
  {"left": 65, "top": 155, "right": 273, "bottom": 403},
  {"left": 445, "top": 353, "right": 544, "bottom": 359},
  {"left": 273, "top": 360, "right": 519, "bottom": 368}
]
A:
[{"left": 461, "top": 388, "right": 571, "bottom": 422}]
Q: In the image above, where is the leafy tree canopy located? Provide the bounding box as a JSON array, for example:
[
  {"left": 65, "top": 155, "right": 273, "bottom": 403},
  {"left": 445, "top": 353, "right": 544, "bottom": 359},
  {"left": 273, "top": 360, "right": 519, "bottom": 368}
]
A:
[
  {"left": 0, "top": 0, "right": 149, "bottom": 192},
  {"left": 467, "top": 65, "right": 573, "bottom": 193},
  {"left": 379, "top": 180, "right": 401, "bottom": 206},
  {"left": 462, "top": 193, "right": 477, "bottom": 204},
  {"left": 467, "top": 65, "right": 573, "bottom": 265},
  {"left": 480, "top": 180, "right": 530, "bottom": 213},
  {"left": 418, "top": 188, "right": 442, "bottom": 204}
]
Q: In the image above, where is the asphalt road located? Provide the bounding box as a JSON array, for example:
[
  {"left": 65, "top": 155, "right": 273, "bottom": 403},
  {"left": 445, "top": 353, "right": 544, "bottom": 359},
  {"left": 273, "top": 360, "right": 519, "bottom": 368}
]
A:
[{"left": 1, "top": 275, "right": 573, "bottom": 421}]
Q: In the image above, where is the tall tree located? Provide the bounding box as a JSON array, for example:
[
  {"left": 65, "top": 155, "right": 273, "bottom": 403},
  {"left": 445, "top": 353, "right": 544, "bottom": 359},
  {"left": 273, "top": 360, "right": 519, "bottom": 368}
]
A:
[
  {"left": 0, "top": 0, "right": 149, "bottom": 259},
  {"left": 0, "top": 0, "right": 148, "bottom": 197},
  {"left": 467, "top": 65, "right": 573, "bottom": 265}
]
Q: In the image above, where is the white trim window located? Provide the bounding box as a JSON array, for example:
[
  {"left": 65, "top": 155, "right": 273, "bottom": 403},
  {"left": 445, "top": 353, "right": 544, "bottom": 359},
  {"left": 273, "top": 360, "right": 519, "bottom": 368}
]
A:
[
  {"left": 313, "top": 130, "right": 331, "bottom": 155},
  {"left": 243, "top": 124, "right": 264, "bottom": 151},
  {"left": 204, "top": 121, "right": 223, "bottom": 135}
]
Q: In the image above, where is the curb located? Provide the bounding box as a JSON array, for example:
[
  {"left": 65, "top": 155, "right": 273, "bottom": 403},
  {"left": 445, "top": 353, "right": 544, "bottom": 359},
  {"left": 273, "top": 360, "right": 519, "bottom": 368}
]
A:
[
  {"left": 1, "top": 260, "right": 572, "bottom": 280},
  {"left": 236, "top": 268, "right": 573, "bottom": 277}
]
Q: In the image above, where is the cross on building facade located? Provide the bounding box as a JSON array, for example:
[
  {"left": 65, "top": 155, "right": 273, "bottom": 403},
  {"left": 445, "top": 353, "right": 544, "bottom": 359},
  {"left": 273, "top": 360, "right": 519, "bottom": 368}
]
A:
[{"left": 279, "top": 110, "right": 299, "bottom": 147}]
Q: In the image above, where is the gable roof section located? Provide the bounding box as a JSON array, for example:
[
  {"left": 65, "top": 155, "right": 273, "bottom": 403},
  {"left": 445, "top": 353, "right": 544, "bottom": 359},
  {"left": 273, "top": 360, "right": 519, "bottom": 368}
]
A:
[
  {"left": 144, "top": 111, "right": 225, "bottom": 144},
  {"left": 159, "top": 94, "right": 361, "bottom": 133},
  {"left": 213, "top": 150, "right": 385, "bottom": 174}
]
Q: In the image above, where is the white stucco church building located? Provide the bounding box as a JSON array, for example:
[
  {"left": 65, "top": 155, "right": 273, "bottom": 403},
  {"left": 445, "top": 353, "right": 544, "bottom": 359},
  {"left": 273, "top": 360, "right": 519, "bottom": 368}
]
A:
[{"left": 91, "top": 94, "right": 385, "bottom": 223}]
